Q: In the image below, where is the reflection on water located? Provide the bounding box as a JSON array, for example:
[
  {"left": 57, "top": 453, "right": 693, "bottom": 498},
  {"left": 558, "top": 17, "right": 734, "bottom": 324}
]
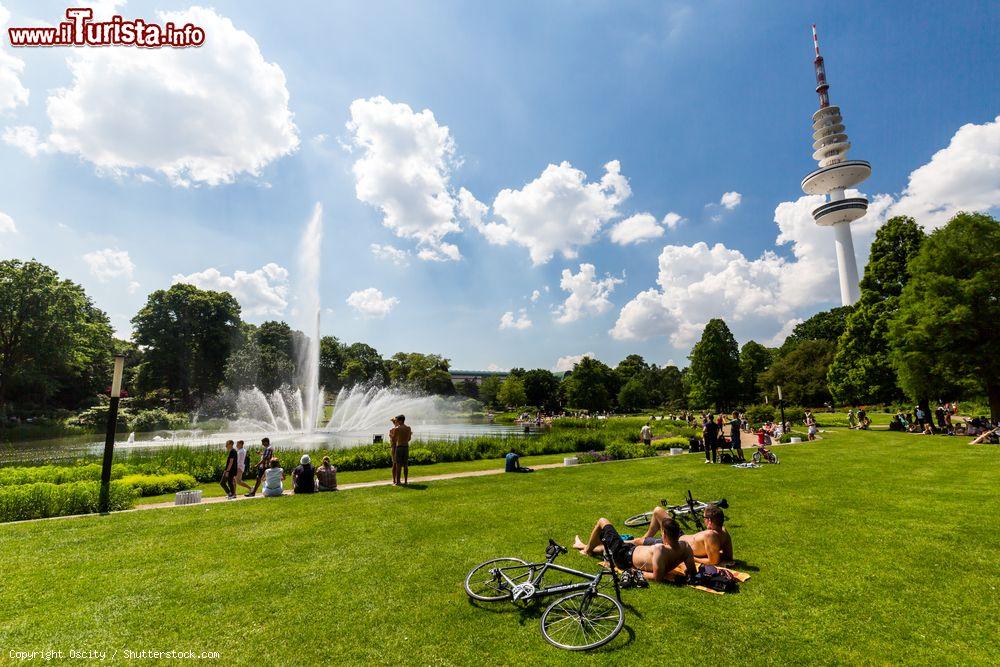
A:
[{"left": 0, "top": 422, "right": 532, "bottom": 465}]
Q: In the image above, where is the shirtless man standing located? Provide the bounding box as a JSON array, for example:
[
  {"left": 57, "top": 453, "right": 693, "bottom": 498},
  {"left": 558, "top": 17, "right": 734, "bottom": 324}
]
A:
[
  {"left": 389, "top": 414, "right": 413, "bottom": 485},
  {"left": 573, "top": 516, "right": 696, "bottom": 582}
]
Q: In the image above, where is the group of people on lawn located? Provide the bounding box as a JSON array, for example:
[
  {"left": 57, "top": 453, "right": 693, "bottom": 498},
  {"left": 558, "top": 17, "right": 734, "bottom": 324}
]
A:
[
  {"left": 573, "top": 503, "right": 732, "bottom": 583},
  {"left": 218, "top": 437, "right": 338, "bottom": 499}
]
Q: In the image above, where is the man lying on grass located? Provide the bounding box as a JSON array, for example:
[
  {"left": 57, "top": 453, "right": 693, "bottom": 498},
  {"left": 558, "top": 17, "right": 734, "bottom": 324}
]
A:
[
  {"left": 573, "top": 515, "right": 696, "bottom": 582},
  {"left": 634, "top": 504, "right": 733, "bottom": 566}
]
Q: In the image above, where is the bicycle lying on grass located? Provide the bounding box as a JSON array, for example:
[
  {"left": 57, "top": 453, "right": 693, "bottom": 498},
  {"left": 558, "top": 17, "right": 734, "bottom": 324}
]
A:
[
  {"left": 464, "top": 539, "right": 625, "bottom": 651},
  {"left": 623, "top": 490, "right": 728, "bottom": 531}
]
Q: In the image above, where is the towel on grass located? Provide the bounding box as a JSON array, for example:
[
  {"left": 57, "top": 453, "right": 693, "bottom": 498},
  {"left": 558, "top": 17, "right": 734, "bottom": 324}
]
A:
[{"left": 600, "top": 561, "right": 750, "bottom": 595}]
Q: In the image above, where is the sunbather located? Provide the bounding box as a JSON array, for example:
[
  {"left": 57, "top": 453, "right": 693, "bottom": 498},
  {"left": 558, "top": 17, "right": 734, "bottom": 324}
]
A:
[
  {"left": 680, "top": 504, "right": 732, "bottom": 565},
  {"left": 573, "top": 517, "right": 695, "bottom": 582}
]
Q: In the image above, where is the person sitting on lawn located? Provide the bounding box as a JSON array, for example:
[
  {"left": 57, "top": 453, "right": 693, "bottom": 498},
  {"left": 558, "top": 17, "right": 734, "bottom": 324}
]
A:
[
  {"left": 504, "top": 449, "right": 533, "bottom": 473},
  {"left": 316, "top": 456, "right": 337, "bottom": 491},
  {"left": 292, "top": 454, "right": 316, "bottom": 494},
  {"left": 262, "top": 458, "right": 285, "bottom": 497},
  {"left": 681, "top": 504, "right": 733, "bottom": 565},
  {"left": 572, "top": 517, "right": 695, "bottom": 582}
]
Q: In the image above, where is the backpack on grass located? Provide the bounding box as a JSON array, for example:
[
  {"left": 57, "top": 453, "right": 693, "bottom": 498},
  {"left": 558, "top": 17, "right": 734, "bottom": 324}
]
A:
[{"left": 693, "top": 564, "right": 738, "bottom": 593}]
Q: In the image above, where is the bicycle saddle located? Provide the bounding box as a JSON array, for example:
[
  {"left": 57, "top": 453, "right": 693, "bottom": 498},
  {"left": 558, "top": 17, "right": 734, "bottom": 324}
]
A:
[{"left": 717, "top": 498, "right": 729, "bottom": 509}]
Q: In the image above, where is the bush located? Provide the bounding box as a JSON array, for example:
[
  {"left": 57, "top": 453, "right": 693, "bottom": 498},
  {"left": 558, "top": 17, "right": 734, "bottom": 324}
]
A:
[
  {"left": 118, "top": 473, "right": 197, "bottom": 497},
  {"left": 0, "top": 463, "right": 134, "bottom": 488},
  {"left": 66, "top": 405, "right": 131, "bottom": 432},
  {"left": 128, "top": 409, "right": 191, "bottom": 433},
  {"left": 653, "top": 436, "right": 689, "bottom": 451},
  {"left": 605, "top": 441, "right": 657, "bottom": 461},
  {"left": 0, "top": 481, "right": 136, "bottom": 522},
  {"left": 407, "top": 449, "right": 438, "bottom": 465},
  {"left": 745, "top": 404, "right": 775, "bottom": 425}
]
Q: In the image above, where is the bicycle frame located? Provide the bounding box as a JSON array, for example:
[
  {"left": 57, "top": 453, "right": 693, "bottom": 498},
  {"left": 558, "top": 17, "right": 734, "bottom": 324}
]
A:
[{"left": 492, "top": 550, "right": 621, "bottom": 603}]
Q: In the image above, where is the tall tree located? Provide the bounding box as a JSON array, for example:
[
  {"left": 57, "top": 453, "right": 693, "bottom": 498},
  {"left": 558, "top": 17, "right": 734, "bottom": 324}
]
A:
[
  {"left": 760, "top": 339, "right": 836, "bottom": 406},
  {"left": 522, "top": 369, "right": 561, "bottom": 411},
  {"left": 339, "top": 343, "right": 387, "bottom": 387},
  {"left": 687, "top": 318, "right": 740, "bottom": 411},
  {"left": 889, "top": 212, "right": 1000, "bottom": 418},
  {"left": 828, "top": 216, "right": 925, "bottom": 405},
  {"left": 617, "top": 378, "right": 651, "bottom": 412},
  {"left": 497, "top": 375, "right": 527, "bottom": 407},
  {"left": 386, "top": 352, "right": 454, "bottom": 395},
  {"left": 738, "top": 341, "right": 773, "bottom": 405},
  {"left": 562, "top": 356, "right": 618, "bottom": 412},
  {"left": 650, "top": 364, "right": 686, "bottom": 409},
  {"left": 132, "top": 283, "right": 241, "bottom": 407},
  {"left": 319, "top": 336, "right": 346, "bottom": 391},
  {"left": 0, "top": 260, "right": 114, "bottom": 409},
  {"left": 615, "top": 354, "right": 650, "bottom": 385},
  {"left": 781, "top": 305, "right": 854, "bottom": 352},
  {"left": 478, "top": 375, "right": 503, "bottom": 409}
]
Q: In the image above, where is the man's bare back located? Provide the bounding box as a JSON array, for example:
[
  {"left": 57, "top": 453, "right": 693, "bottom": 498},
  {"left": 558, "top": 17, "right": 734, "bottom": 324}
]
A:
[{"left": 680, "top": 526, "right": 732, "bottom": 565}]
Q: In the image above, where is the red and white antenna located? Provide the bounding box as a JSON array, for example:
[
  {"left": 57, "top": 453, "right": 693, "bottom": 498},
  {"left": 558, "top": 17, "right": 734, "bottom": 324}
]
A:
[
  {"left": 812, "top": 23, "right": 830, "bottom": 108},
  {"left": 812, "top": 23, "right": 820, "bottom": 58}
]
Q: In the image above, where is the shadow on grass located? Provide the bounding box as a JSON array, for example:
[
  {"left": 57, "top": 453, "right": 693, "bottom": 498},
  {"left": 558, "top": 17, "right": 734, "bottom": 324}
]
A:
[{"left": 399, "top": 483, "right": 429, "bottom": 491}]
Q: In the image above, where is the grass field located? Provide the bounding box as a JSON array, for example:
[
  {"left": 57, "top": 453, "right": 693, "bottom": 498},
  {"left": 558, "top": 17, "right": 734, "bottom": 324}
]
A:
[{"left": 3, "top": 429, "right": 999, "bottom": 665}]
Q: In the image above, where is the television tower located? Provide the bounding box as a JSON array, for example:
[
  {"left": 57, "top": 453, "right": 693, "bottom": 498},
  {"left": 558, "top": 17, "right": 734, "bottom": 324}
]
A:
[{"left": 800, "top": 24, "right": 870, "bottom": 306}]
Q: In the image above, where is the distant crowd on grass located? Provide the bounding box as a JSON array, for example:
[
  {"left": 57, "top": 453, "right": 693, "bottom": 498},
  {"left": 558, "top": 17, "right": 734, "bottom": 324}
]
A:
[{"left": 217, "top": 437, "right": 340, "bottom": 500}]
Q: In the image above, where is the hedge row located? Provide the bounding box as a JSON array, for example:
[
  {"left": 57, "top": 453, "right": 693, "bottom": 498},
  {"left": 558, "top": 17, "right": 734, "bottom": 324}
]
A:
[
  {"left": 119, "top": 473, "right": 197, "bottom": 497},
  {"left": 0, "top": 463, "right": 135, "bottom": 488},
  {"left": 0, "top": 481, "right": 136, "bottom": 522}
]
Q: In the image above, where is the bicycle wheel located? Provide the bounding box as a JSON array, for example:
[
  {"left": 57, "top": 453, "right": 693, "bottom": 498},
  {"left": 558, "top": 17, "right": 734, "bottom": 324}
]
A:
[
  {"left": 751, "top": 451, "right": 762, "bottom": 464},
  {"left": 464, "top": 558, "right": 530, "bottom": 602},
  {"left": 541, "top": 590, "right": 624, "bottom": 651},
  {"left": 766, "top": 451, "right": 779, "bottom": 464},
  {"left": 624, "top": 512, "right": 653, "bottom": 527}
]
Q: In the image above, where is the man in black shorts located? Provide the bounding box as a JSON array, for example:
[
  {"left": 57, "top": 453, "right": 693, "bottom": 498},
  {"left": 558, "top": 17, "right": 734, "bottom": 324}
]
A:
[
  {"left": 245, "top": 437, "right": 274, "bottom": 497},
  {"left": 573, "top": 517, "right": 692, "bottom": 582}
]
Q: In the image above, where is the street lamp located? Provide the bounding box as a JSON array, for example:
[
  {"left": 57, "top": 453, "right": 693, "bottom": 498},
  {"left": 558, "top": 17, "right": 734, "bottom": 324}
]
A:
[
  {"left": 98, "top": 354, "right": 125, "bottom": 514},
  {"left": 777, "top": 385, "right": 787, "bottom": 438}
]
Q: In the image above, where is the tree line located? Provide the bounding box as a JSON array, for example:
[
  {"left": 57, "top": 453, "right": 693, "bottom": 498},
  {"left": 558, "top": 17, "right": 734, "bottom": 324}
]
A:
[{"left": 1, "top": 212, "right": 996, "bottom": 419}]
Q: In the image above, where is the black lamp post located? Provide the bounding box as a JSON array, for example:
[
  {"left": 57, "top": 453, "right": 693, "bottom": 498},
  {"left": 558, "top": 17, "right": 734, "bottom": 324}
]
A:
[
  {"left": 98, "top": 354, "right": 125, "bottom": 514},
  {"left": 777, "top": 385, "right": 787, "bottom": 437}
]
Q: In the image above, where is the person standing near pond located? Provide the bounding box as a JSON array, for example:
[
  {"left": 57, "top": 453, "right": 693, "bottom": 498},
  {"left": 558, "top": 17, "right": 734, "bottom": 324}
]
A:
[
  {"left": 640, "top": 422, "right": 653, "bottom": 447},
  {"left": 390, "top": 414, "right": 413, "bottom": 485},
  {"left": 220, "top": 440, "right": 237, "bottom": 499},
  {"left": 234, "top": 440, "right": 252, "bottom": 495}
]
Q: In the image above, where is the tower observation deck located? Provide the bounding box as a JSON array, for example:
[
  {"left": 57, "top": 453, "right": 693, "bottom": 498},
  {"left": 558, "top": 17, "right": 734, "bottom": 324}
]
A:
[{"left": 799, "top": 24, "right": 870, "bottom": 306}]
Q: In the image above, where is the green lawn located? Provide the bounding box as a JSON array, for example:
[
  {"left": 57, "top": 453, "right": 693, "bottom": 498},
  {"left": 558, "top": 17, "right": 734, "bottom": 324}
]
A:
[{"left": 3, "top": 430, "right": 999, "bottom": 664}]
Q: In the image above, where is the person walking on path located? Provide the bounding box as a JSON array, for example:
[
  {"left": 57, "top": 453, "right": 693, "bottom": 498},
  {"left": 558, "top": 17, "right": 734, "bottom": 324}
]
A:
[
  {"left": 220, "top": 440, "right": 238, "bottom": 499},
  {"left": 246, "top": 437, "right": 275, "bottom": 497},
  {"left": 390, "top": 414, "right": 413, "bottom": 485},
  {"left": 234, "top": 440, "right": 252, "bottom": 494}
]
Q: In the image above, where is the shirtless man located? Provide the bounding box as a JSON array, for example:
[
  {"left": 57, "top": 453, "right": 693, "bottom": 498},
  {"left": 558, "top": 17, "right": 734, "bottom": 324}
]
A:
[
  {"left": 389, "top": 414, "right": 413, "bottom": 485},
  {"left": 682, "top": 504, "right": 732, "bottom": 565},
  {"left": 573, "top": 516, "right": 696, "bottom": 582}
]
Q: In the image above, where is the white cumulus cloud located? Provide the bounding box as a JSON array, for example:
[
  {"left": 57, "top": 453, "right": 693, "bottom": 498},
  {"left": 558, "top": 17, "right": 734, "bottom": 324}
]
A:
[
  {"left": 554, "top": 263, "right": 623, "bottom": 324},
  {"left": 0, "top": 3, "right": 29, "bottom": 113},
  {"left": 346, "top": 287, "right": 398, "bottom": 319},
  {"left": 609, "top": 212, "right": 665, "bottom": 245},
  {"left": 530, "top": 289, "right": 541, "bottom": 302},
  {"left": 370, "top": 243, "right": 410, "bottom": 267},
  {"left": 4, "top": 7, "right": 298, "bottom": 185},
  {"left": 173, "top": 263, "right": 289, "bottom": 318},
  {"left": 486, "top": 160, "right": 631, "bottom": 265},
  {"left": 720, "top": 191, "right": 743, "bottom": 210},
  {"left": 499, "top": 309, "right": 532, "bottom": 330},
  {"left": 83, "top": 248, "right": 139, "bottom": 293},
  {"left": 890, "top": 115, "right": 1000, "bottom": 229},
  {"left": 0, "top": 210, "right": 15, "bottom": 234},
  {"left": 662, "top": 212, "right": 684, "bottom": 229},
  {"left": 553, "top": 352, "right": 596, "bottom": 373},
  {"left": 346, "top": 96, "right": 462, "bottom": 261}
]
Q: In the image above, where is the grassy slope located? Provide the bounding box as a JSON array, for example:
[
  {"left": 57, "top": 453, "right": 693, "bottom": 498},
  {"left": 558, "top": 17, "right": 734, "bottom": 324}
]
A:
[{"left": 3, "top": 430, "right": 999, "bottom": 665}]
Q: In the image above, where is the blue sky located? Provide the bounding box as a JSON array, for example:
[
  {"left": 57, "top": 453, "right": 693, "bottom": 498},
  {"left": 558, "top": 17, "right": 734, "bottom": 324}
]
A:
[{"left": 1, "top": 0, "right": 998, "bottom": 371}]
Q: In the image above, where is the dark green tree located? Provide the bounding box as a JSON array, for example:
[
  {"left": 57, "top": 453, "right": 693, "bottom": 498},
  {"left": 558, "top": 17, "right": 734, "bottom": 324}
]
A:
[
  {"left": 319, "top": 336, "right": 346, "bottom": 390},
  {"left": 497, "top": 375, "right": 527, "bottom": 407},
  {"left": 132, "top": 283, "right": 241, "bottom": 407},
  {"left": 738, "top": 340, "right": 773, "bottom": 405},
  {"left": 386, "top": 352, "right": 454, "bottom": 395},
  {"left": 522, "top": 369, "right": 561, "bottom": 410},
  {"left": 617, "top": 378, "right": 651, "bottom": 412},
  {"left": 457, "top": 378, "right": 480, "bottom": 399},
  {"left": 339, "top": 343, "right": 387, "bottom": 387},
  {"left": 0, "top": 259, "right": 115, "bottom": 409},
  {"left": 478, "top": 375, "right": 503, "bottom": 409},
  {"left": 781, "top": 305, "right": 854, "bottom": 353},
  {"left": 687, "top": 318, "right": 740, "bottom": 411},
  {"left": 615, "top": 354, "right": 650, "bottom": 385},
  {"left": 828, "top": 216, "right": 926, "bottom": 405},
  {"left": 649, "top": 364, "right": 686, "bottom": 408},
  {"left": 888, "top": 212, "right": 1000, "bottom": 417},
  {"left": 561, "top": 357, "right": 618, "bottom": 412},
  {"left": 760, "top": 339, "right": 836, "bottom": 407}
]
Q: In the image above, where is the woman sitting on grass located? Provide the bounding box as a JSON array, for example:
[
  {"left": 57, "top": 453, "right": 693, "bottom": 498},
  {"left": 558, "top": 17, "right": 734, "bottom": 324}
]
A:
[{"left": 262, "top": 458, "right": 285, "bottom": 497}]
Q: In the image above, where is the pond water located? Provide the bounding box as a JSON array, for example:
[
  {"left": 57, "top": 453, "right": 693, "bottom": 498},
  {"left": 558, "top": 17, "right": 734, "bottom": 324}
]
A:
[{"left": 1, "top": 421, "right": 535, "bottom": 465}]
